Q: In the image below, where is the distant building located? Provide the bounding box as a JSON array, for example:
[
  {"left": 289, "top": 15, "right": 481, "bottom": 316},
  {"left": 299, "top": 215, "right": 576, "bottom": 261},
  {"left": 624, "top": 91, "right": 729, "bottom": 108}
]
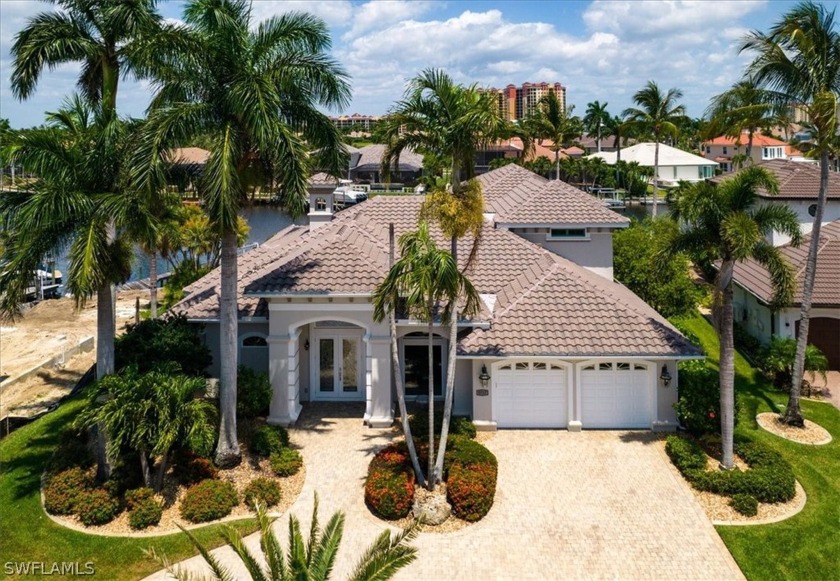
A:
[
  {"left": 483, "top": 82, "right": 567, "bottom": 121},
  {"left": 702, "top": 132, "right": 802, "bottom": 171},
  {"left": 587, "top": 142, "right": 718, "bottom": 185},
  {"left": 330, "top": 113, "right": 383, "bottom": 132}
]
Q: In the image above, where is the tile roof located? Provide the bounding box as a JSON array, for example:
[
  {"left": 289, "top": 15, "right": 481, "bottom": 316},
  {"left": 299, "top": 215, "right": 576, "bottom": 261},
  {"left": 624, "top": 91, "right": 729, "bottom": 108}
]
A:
[
  {"left": 706, "top": 133, "right": 788, "bottom": 147},
  {"left": 731, "top": 219, "right": 840, "bottom": 307},
  {"left": 477, "top": 164, "right": 629, "bottom": 226},
  {"left": 174, "top": 195, "right": 697, "bottom": 357},
  {"left": 166, "top": 147, "right": 210, "bottom": 166},
  {"left": 712, "top": 159, "right": 840, "bottom": 199},
  {"left": 308, "top": 172, "right": 340, "bottom": 186},
  {"left": 352, "top": 144, "right": 423, "bottom": 173}
]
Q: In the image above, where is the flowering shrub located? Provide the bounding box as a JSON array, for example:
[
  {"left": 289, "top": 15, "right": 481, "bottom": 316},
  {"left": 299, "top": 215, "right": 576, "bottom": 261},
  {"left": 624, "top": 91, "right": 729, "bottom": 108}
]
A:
[
  {"left": 447, "top": 462, "right": 497, "bottom": 522},
  {"left": 77, "top": 489, "right": 121, "bottom": 526},
  {"left": 180, "top": 479, "right": 239, "bottom": 523},
  {"left": 128, "top": 496, "right": 164, "bottom": 530},
  {"left": 243, "top": 477, "right": 282, "bottom": 510},
  {"left": 365, "top": 444, "right": 415, "bottom": 520},
  {"left": 43, "top": 467, "right": 95, "bottom": 515}
]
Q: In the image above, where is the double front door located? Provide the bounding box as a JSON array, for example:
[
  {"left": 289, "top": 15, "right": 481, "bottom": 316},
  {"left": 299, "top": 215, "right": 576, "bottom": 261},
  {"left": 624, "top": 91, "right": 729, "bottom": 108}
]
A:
[{"left": 312, "top": 330, "right": 364, "bottom": 401}]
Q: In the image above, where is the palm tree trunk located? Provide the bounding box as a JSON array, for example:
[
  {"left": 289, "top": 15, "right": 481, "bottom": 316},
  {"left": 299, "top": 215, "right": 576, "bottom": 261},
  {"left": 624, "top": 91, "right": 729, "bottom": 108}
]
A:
[
  {"left": 746, "top": 129, "right": 754, "bottom": 161},
  {"left": 388, "top": 224, "right": 425, "bottom": 485},
  {"left": 139, "top": 450, "right": 152, "bottom": 489},
  {"left": 717, "top": 260, "right": 736, "bottom": 470},
  {"left": 149, "top": 250, "right": 158, "bottom": 319},
  {"left": 651, "top": 140, "right": 660, "bottom": 218},
  {"left": 554, "top": 150, "right": 560, "bottom": 180},
  {"left": 434, "top": 238, "right": 459, "bottom": 482},
  {"left": 154, "top": 452, "right": 169, "bottom": 492},
  {"left": 93, "top": 281, "right": 116, "bottom": 480},
  {"left": 784, "top": 149, "right": 829, "bottom": 427},
  {"left": 427, "top": 315, "right": 435, "bottom": 490},
  {"left": 215, "top": 229, "right": 241, "bottom": 467}
]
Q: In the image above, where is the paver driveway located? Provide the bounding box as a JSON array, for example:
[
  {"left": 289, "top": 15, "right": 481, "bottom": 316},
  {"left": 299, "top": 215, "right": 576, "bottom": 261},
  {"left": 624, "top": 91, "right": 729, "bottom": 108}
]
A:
[{"left": 146, "top": 404, "right": 743, "bottom": 580}]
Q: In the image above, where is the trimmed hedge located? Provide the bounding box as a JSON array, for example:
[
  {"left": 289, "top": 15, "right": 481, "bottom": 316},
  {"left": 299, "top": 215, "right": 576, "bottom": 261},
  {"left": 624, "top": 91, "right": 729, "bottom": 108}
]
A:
[
  {"left": 665, "top": 435, "right": 796, "bottom": 504},
  {"left": 365, "top": 444, "right": 415, "bottom": 520},
  {"left": 180, "top": 479, "right": 238, "bottom": 523},
  {"left": 124, "top": 487, "right": 155, "bottom": 509},
  {"left": 444, "top": 436, "right": 498, "bottom": 473},
  {"left": 43, "top": 467, "right": 95, "bottom": 515},
  {"left": 269, "top": 448, "right": 303, "bottom": 477},
  {"left": 128, "top": 497, "right": 164, "bottom": 530},
  {"left": 251, "top": 425, "right": 290, "bottom": 458},
  {"left": 447, "top": 462, "right": 497, "bottom": 522},
  {"left": 409, "top": 410, "right": 476, "bottom": 441},
  {"left": 77, "top": 489, "right": 121, "bottom": 526},
  {"left": 243, "top": 477, "right": 282, "bottom": 510},
  {"left": 730, "top": 493, "right": 759, "bottom": 517}
]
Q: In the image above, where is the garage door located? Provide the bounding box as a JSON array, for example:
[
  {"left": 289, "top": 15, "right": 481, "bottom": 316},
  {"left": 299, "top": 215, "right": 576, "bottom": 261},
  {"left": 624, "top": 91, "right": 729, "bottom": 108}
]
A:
[
  {"left": 797, "top": 318, "right": 840, "bottom": 370},
  {"left": 494, "top": 361, "right": 568, "bottom": 428},
  {"left": 581, "top": 362, "right": 651, "bottom": 429}
]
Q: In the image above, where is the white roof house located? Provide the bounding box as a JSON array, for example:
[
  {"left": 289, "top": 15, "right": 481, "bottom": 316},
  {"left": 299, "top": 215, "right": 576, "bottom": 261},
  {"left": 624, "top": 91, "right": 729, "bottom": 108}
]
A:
[{"left": 588, "top": 142, "right": 718, "bottom": 185}]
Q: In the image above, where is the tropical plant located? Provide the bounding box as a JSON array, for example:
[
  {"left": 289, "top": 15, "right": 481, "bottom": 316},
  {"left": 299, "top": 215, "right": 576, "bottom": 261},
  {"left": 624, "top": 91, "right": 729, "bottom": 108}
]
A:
[
  {"left": 524, "top": 93, "right": 582, "bottom": 179},
  {"left": 76, "top": 365, "right": 216, "bottom": 491},
  {"left": 583, "top": 100, "right": 611, "bottom": 153},
  {"left": 373, "top": 223, "right": 481, "bottom": 489},
  {"left": 150, "top": 497, "right": 418, "bottom": 580},
  {"left": 666, "top": 167, "right": 802, "bottom": 469},
  {"left": 604, "top": 115, "right": 626, "bottom": 162},
  {"left": 133, "top": 2, "right": 350, "bottom": 466},
  {"left": 741, "top": 0, "right": 840, "bottom": 426},
  {"left": 622, "top": 81, "right": 687, "bottom": 216},
  {"left": 705, "top": 78, "right": 779, "bottom": 160},
  {"left": 763, "top": 337, "right": 829, "bottom": 395}
]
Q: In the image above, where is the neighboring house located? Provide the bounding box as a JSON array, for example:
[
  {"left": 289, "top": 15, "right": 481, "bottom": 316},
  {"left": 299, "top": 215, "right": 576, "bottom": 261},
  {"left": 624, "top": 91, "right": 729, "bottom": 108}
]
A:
[
  {"left": 712, "top": 159, "right": 840, "bottom": 246},
  {"left": 349, "top": 144, "right": 422, "bottom": 184},
  {"left": 587, "top": 142, "right": 718, "bottom": 185},
  {"left": 702, "top": 133, "right": 802, "bottom": 171},
  {"left": 175, "top": 165, "right": 700, "bottom": 432},
  {"left": 730, "top": 219, "right": 840, "bottom": 370}
]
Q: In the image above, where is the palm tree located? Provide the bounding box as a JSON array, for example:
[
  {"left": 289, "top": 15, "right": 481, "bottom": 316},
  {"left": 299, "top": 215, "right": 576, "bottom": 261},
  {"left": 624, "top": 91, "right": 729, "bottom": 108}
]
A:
[
  {"left": 705, "top": 78, "right": 779, "bottom": 160},
  {"left": 524, "top": 94, "right": 582, "bottom": 179},
  {"left": 133, "top": 2, "right": 350, "bottom": 466},
  {"left": 741, "top": 0, "right": 840, "bottom": 427},
  {"left": 583, "top": 100, "right": 610, "bottom": 153},
  {"left": 604, "top": 115, "right": 625, "bottom": 163},
  {"left": 373, "top": 223, "right": 480, "bottom": 489},
  {"left": 151, "top": 498, "right": 418, "bottom": 580},
  {"left": 622, "top": 81, "right": 687, "bottom": 217},
  {"left": 668, "top": 167, "right": 802, "bottom": 469}
]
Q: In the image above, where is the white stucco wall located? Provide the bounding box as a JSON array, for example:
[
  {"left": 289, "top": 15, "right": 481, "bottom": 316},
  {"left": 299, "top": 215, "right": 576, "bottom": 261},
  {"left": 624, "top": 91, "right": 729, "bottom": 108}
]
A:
[
  {"left": 733, "top": 286, "right": 775, "bottom": 344},
  {"left": 766, "top": 198, "right": 840, "bottom": 246},
  {"left": 201, "top": 320, "right": 270, "bottom": 379}
]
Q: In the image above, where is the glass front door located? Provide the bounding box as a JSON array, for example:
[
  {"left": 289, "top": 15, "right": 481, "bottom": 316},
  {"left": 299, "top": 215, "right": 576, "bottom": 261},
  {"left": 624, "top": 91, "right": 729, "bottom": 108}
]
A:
[{"left": 313, "top": 332, "right": 363, "bottom": 400}]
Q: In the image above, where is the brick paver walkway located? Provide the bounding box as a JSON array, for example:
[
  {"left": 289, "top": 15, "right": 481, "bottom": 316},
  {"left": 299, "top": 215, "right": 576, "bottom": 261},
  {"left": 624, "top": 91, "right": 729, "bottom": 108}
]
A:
[{"left": 146, "top": 404, "right": 743, "bottom": 580}]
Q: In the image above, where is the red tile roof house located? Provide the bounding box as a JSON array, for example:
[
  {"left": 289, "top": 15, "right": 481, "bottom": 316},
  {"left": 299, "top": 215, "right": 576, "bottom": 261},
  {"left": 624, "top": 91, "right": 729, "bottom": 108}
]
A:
[
  {"left": 174, "top": 164, "right": 701, "bottom": 431},
  {"left": 702, "top": 132, "right": 802, "bottom": 172}
]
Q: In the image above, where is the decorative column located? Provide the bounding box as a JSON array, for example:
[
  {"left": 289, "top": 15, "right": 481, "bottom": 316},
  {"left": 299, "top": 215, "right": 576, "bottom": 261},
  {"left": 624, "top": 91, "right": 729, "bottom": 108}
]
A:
[
  {"left": 366, "top": 334, "right": 393, "bottom": 428},
  {"left": 267, "top": 331, "right": 302, "bottom": 426}
]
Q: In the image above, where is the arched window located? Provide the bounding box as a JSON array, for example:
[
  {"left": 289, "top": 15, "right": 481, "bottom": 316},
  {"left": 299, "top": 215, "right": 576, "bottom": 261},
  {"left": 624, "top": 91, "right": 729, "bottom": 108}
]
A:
[
  {"left": 315, "top": 196, "right": 327, "bottom": 211},
  {"left": 242, "top": 335, "right": 268, "bottom": 347}
]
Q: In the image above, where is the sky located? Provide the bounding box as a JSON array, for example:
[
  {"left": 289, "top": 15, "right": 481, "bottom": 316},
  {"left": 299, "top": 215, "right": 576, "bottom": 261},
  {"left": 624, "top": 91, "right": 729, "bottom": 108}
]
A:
[{"left": 0, "top": 0, "right": 811, "bottom": 129}]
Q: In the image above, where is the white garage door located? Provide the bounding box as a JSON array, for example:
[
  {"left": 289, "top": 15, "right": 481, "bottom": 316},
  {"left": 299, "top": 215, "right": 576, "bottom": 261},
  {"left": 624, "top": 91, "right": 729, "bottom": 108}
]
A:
[
  {"left": 581, "top": 362, "right": 651, "bottom": 428},
  {"left": 494, "top": 361, "right": 568, "bottom": 428}
]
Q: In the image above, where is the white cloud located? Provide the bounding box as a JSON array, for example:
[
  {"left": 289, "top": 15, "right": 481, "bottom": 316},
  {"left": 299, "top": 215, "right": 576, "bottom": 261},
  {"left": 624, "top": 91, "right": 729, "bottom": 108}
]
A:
[
  {"left": 343, "top": 1, "right": 438, "bottom": 40},
  {"left": 248, "top": 0, "right": 354, "bottom": 28}
]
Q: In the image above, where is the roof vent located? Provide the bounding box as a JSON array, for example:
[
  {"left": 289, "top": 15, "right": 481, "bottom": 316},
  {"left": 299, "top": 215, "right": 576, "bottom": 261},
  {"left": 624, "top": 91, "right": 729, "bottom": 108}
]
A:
[{"left": 308, "top": 191, "right": 334, "bottom": 231}]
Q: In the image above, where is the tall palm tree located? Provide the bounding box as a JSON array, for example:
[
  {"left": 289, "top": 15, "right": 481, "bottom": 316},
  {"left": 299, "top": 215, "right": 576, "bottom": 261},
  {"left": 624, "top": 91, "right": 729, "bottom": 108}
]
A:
[
  {"left": 10, "top": 0, "right": 166, "bottom": 380},
  {"left": 705, "top": 78, "right": 779, "bottom": 160},
  {"left": 622, "top": 81, "right": 687, "bottom": 217},
  {"left": 373, "top": 223, "right": 480, "bottom": 489},
  {"left": 151, "top": 498, "right": 418, "bottom": 580},
  {"left": 604, "top": 115, "right": 626, "bottom": 163},
  {"left": 668, "top": 167, "right": 802, "bottom": 469},
  {"left": 133, "top": 1, "right": 350, "bottom": 466},
  {"left": 583, "top": 100, "right": 610, "bottom": 153},
  {"left": 741, "top": 0, "right": 840, "bottom": 426},
  {"left": 525, "top": 93, "right": 582, "bottom": 179}
]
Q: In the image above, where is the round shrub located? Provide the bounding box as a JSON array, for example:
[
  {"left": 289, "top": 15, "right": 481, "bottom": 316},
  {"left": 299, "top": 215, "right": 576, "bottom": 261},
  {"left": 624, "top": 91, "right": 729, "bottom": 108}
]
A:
[
  {"left": 77, "top": 489, "right": 121, "bottom": 526},
  {"left": 124, "top": 487, "right": 155, "bottom": 509},
  {"left": 251, "top": 425, "right": 290, "bottom": 457},
  {"left": 409, "top": 410, "right": 476, "bottom": 441},
  {"left": 730, "top": 493, "right": 758, "bottom": 517},
  {"left": 243, "top": 477, "right": 282, "bottom": 510},
  {"left": 444, "top": 436, "right": 498, "bottom": 473},
  {"left": 269, "top": 448, "right": 303, "bottom": 477},
  {"left": 180, "top": 479, "right": 239, "bottom": 523},
  {"left": 365, "top": 445, "right": 415, "bottom": 520},
  {"left": 174, "top": 450, "right": 219, "bottom": 485},
  {"left": 43, "top": 467, "right": 95, "bottom": 515},
  {"left": 447, "top": 462, "right": 497, "bottom": 522},
  {"left": 128, "top": 497, "right": 164, "bottom": 530},
  {"left": 237, "top": 366, "right": 272, "bottom": 418}
]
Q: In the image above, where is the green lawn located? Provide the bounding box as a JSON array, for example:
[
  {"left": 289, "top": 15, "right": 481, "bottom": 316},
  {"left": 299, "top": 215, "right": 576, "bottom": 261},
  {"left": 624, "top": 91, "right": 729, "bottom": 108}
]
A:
[
  {"left": 0, "top": 392, "right": 258, "bottom": 580},
  {"left": 674, "top": 312, "right": 840, "bottom": 581}
]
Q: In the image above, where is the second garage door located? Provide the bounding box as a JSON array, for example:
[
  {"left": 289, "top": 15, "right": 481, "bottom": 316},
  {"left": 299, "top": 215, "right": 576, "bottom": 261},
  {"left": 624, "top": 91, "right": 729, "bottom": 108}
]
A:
[
  {"left": 581, "top": 362, "right": 651, "bottom": 429},
  {"left": 494, "top": 361, "right": 568, "bottom": 428}
]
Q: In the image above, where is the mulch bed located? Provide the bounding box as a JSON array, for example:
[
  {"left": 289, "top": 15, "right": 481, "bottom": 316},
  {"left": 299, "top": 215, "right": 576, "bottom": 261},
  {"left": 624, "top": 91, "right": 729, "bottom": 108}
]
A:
[{"left": 756, "top": 413, "right": 832, "bottom": 445}]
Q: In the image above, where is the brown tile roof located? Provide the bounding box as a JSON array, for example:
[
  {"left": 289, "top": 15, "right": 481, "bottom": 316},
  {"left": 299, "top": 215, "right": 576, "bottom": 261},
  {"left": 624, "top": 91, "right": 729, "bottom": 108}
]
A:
[
  {"left": 477, "top": 164, "right": 629, "bottom": 226},
  {"left": 352, "top": 144, "right": 423, "bottom": 173},
  {"left": 308, "top": 172, "right": 340, "bottom": 186},
  {"left": 166, "top": 147, "right": 210, "bottom": 166},
  {"left": 174, "top": 195, "right": 697, "bottom": 357},
  {"left": 712, "top": 159, "right": 840, "bottom": 199},
  {"left": 731, "top": 220, "right": 840, "bottom": 307}
]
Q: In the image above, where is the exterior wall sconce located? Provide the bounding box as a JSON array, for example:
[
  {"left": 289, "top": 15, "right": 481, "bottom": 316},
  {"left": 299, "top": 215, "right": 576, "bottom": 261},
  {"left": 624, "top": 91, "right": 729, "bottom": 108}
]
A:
[
  {"left": 479, "top": 365, "right": 491, "bottom": 389},
  {"left": 304, "top": 339, "right": 310, "bottom": 351},
  {"left": 660, "top": 364, "right": 672, "bottom": 387}
]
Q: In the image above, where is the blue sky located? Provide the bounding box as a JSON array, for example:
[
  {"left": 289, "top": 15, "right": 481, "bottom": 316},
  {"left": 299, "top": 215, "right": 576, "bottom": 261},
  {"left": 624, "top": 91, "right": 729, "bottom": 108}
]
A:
[{"left": 0, "top": 0, "right": 809, "bottom": 128}]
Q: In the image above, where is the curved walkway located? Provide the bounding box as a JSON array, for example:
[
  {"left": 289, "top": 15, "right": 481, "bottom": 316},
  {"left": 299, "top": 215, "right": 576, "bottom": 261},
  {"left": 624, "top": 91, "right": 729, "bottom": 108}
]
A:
[{"left": 145, "top": 404, "right": 743, "bottom": 580}]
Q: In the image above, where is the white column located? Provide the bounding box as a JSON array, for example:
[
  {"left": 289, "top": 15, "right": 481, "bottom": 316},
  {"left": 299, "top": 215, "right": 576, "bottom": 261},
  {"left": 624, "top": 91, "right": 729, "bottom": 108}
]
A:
[
  {"left": 366, "top": 335, "right": 393, "bottom": 428},
  {"left": 267, "top": 332, "right": 302, "bottom": 427}
]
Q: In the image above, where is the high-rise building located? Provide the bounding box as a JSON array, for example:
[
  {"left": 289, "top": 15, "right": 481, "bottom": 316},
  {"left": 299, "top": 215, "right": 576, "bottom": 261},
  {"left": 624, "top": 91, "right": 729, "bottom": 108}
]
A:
[{"left": 483, "top": 82, "right": 566, "bottom": 122}]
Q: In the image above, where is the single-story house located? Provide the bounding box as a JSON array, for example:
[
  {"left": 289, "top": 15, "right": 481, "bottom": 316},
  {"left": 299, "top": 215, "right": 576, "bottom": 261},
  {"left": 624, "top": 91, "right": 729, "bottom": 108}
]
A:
[
  {"left": 174, "top": 165, "right": 701, "bottom": 431},
  {"left": 712, "top": 159, "right": 840, "bottom": 246},
  {"left": 587, "top": 142, "right": 718, "bottom": 185},
  {"left": 731, "top": 219, "right": 840, "bottom": 369}
]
